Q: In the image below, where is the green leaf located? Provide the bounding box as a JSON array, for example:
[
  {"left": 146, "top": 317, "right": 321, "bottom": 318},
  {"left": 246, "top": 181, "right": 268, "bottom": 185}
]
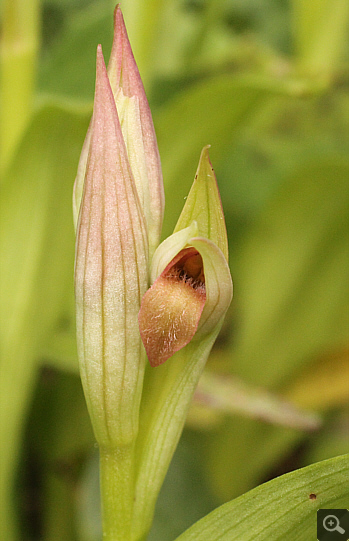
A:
[
  {"left": 175, "top": 454, "right": 349, "bottom": 541},
  {"left": 1, "top": 0, "right": 40, "bottom": 174},
  {"left": 0, "top": 101, "right": 89, "bottom": 540}
]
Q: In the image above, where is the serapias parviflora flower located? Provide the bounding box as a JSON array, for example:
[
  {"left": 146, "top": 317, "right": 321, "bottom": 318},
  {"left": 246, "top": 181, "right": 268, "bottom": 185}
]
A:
[
  {"left": 73, "top": 5, "right": 232, "bottom": 449},
  {"left": 139, "top": 146, "right": 232, "bottom": 366}
]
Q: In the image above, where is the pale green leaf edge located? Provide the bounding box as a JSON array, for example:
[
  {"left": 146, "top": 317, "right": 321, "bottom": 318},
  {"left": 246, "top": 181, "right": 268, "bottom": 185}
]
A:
[{"left": 175, "top": 454, "right": 349, "bottom": 541}]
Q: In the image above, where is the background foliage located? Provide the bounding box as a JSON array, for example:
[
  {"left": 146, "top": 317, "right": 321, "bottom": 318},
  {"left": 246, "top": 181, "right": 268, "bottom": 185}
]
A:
[{"left": 1, "top": 0, "right": 348, "bottom": 540}]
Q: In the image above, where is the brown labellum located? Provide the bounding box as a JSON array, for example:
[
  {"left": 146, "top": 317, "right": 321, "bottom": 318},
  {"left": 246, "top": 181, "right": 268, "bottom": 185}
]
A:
[{"left": 138, "top": 248, "right": 206, "bottom": 366}]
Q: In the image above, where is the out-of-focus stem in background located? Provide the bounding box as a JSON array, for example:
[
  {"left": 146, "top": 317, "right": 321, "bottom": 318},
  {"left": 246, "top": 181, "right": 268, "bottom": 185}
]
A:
[{"left": 0, "top": 0, "right": 40, "bottom": 176}]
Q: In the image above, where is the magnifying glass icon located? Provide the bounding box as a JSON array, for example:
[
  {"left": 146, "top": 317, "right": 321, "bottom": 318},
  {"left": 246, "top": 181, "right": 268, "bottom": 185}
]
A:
[{"left": 323, "top": 514, "right": 345, "bottom": 534}]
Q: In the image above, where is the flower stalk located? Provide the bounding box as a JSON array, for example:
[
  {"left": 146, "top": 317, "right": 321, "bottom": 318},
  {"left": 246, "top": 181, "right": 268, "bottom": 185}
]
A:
[{"left": 99, "top": 445, "right": 136, "bottom": 540}]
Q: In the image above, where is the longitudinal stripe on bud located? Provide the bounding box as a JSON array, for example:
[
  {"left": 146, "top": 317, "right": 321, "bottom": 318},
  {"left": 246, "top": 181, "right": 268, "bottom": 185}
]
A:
[{"left": 75, "top": 45, "right": 148, "bottom": 447}]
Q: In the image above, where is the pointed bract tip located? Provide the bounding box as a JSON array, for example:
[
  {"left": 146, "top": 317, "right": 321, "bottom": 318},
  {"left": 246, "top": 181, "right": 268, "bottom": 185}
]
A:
[
  {"left": 94, "top": 44, "right": 115, "bottom": 118},
  {"left": 96, "top": 43, "right": 104, "bottom": 65},
  {"left": 113, "top": 4, "right": 126, "bottom": 40},
  {"left": 96, "top": 44, "right": 108, "bottom": 86},
  {"left": 114, "top": 3, "right": 122, "bottom": 22},
  {"left": 174, "top": 146, "right": 229, "bottom": 261}
]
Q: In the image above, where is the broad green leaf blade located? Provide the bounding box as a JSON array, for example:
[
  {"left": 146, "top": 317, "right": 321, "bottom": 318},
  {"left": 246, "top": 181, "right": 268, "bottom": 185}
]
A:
[
  {"left": 175, "top": 454, "right": 349, "bottom": 541},
  {"left": 0, "top": 101, "right": 89, "bottom": 540},
  {"left": 1, "top": 0, "right": 40, "bottom": 175}
]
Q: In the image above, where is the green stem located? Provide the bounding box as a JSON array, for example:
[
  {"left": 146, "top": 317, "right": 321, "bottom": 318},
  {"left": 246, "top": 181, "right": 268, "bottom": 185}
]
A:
[
  {"left": 0, "top": 0, "right": 40, "bottom": 175},
  {"left": 292, "top": 0, "right": 349, "bottom": 82},
  {"left": 99, "top": 445, "right": 136, "bottom": 541}
]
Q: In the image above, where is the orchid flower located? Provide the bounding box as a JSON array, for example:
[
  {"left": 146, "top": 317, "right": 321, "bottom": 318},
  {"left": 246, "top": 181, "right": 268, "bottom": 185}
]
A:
[{"left": 73, "top": 5, "right": 232, "bottom": 540}]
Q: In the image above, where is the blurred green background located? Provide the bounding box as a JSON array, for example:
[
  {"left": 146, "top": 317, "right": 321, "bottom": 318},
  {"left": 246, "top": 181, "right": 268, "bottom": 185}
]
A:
[{"left": 1, "top": 0, "right": 348, "bottom": 540}]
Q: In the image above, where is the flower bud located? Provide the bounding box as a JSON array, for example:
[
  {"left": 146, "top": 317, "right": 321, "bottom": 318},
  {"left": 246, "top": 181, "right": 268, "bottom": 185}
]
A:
[
  {"left": 74, "top": 46, "right": 148, "bottom": 447},
  {"left": 73, "top": 5, "right": 164, "bottom": 259}
]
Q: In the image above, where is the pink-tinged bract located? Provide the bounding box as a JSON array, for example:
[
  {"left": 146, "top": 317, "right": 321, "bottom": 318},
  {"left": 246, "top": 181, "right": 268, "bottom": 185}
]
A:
[
  {"left": 75, "top": 46, "right": 148, "bottom": 446},
  {"left": 108, "top": 6, "right": 164, "bottom": 257}
]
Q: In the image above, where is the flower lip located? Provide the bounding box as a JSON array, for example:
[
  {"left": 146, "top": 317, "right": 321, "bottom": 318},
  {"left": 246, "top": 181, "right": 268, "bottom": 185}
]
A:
[{"left": 138, "top": 246, "right": 207, "bottom": 367}]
